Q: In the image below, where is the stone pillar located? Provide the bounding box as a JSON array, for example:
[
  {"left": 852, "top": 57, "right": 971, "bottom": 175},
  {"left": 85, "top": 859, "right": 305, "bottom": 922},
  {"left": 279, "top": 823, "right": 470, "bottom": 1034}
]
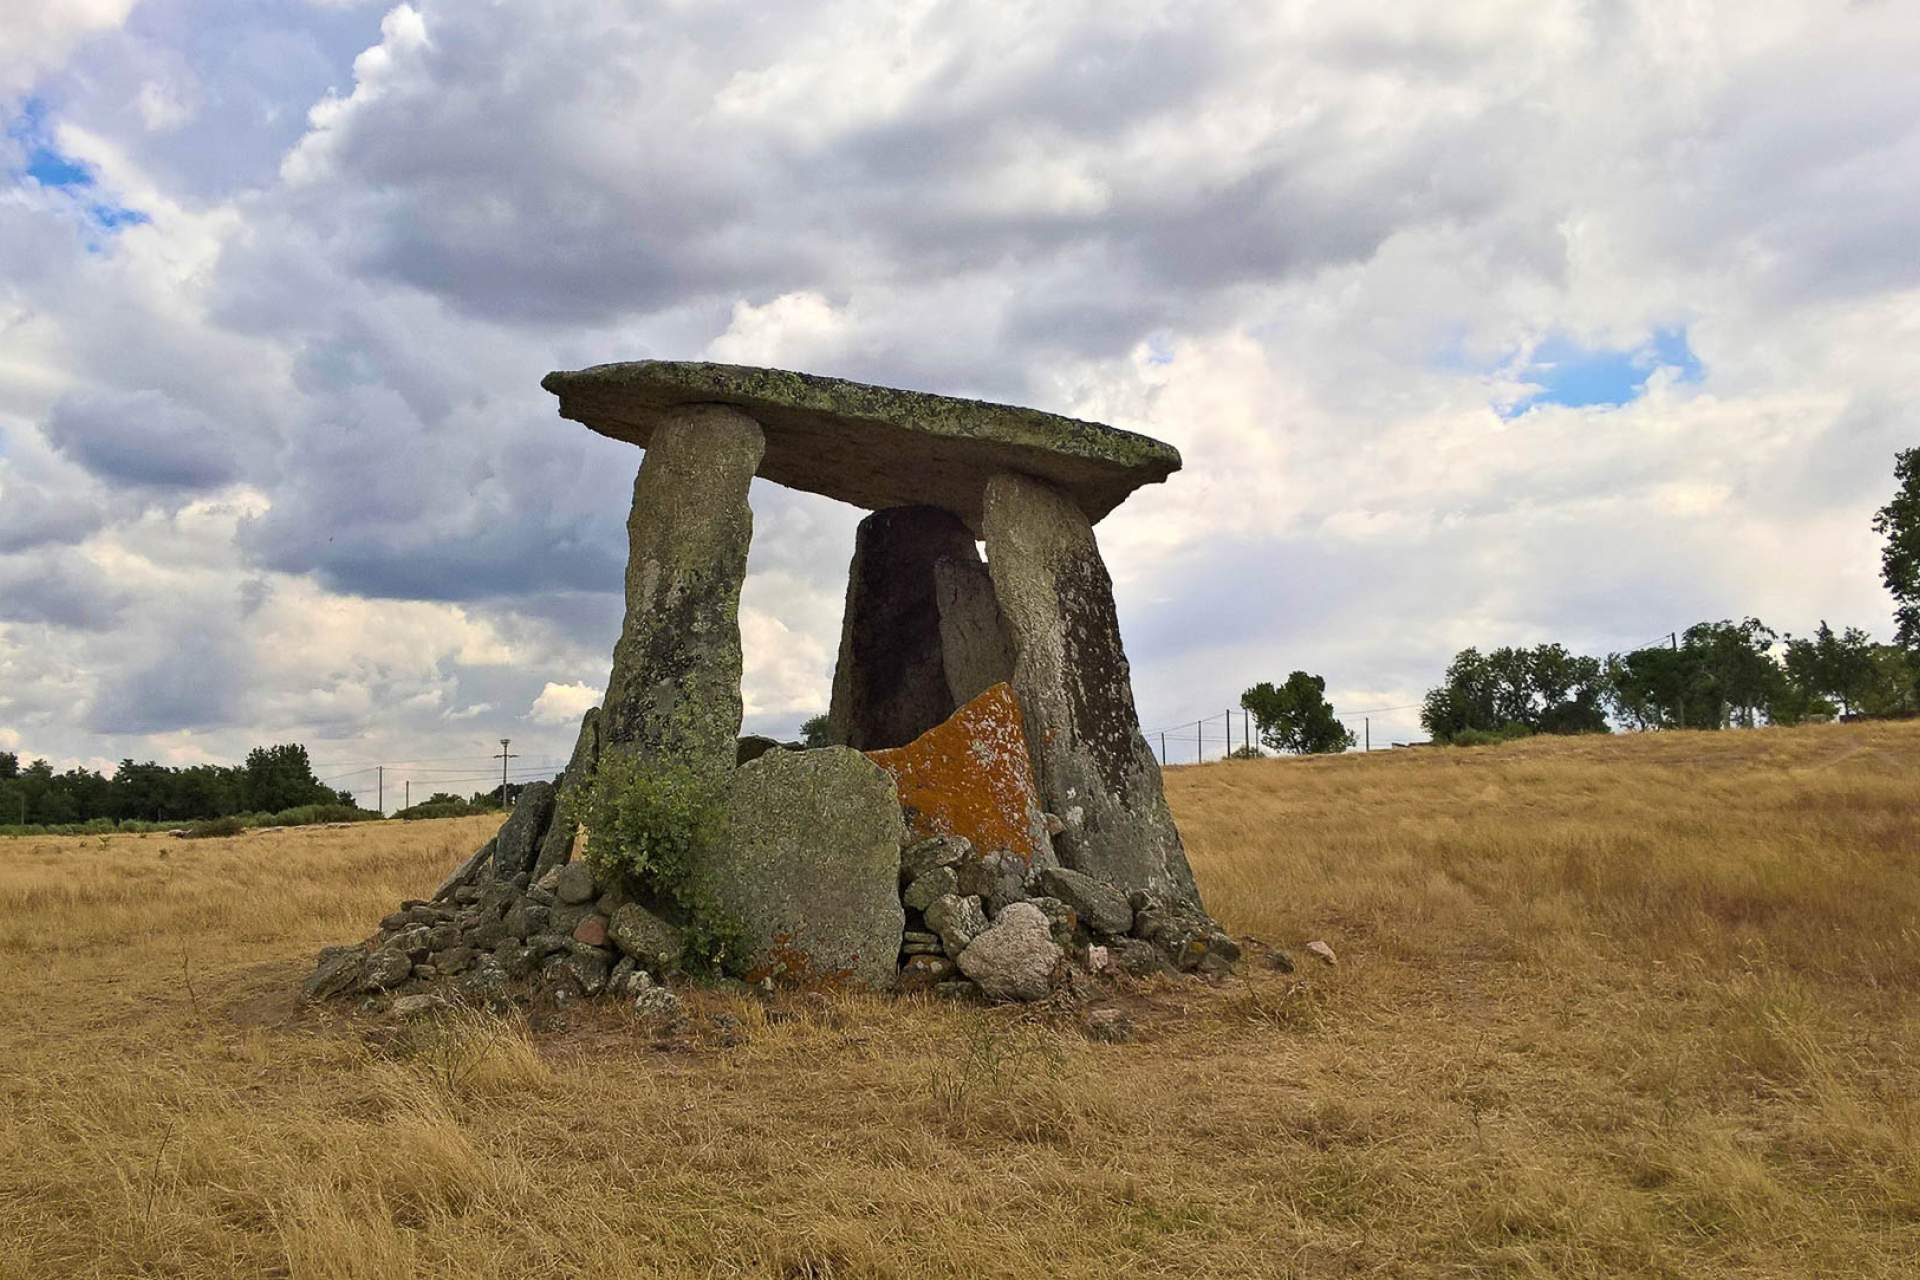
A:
[
  {"left": 828, "top": 505, "right": 982, "bottom": 751},
  {"left": 599, "top": 405, "right": 765, "bottom": 778},
  {"left": 934, "top": 556, "right": 1016, "bottom": 707},
  {"left": 980, "top": 471, "right": 1204, "bottom": 911}
]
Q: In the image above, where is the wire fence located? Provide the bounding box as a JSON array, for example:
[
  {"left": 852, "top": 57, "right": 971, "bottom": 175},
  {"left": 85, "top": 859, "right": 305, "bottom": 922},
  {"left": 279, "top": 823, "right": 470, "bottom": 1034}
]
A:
[{"left": 1143, "top": 701, "right": 1428, "bottom": 766}]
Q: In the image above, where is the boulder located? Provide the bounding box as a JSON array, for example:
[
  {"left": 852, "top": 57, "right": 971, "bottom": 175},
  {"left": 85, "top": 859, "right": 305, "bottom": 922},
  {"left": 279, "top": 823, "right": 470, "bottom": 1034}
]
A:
[
  {"left": 955, "top": 848, "right": 1032, "bottom": 916},
  {"left": 361, "top": 947, "right": 413, "bottom": 992},
  {"left": 697, "top": 746, "right": 905, "bottom": 990},
  {"left": 900, "top": 835, "right": 970, "bottom": 883},
  {"left": 303, "top": 947, "right": 364, "bottom": 1000},
  {"left": 608, "top": 902, "right": 686, "bottom": 972},
  {"left": 1033, "top": 866, "right": 1133, "bottom": 936},
  {"left": 432, "top": 837, "right": 495, "bottom": 902},
  {"left": 954, "top": 901, "right": 1060, "bottom": 1002},
  {"left": 491, "top": 781, "right": 557, "bottom": 882},
  {"left": 924, "top": 893, "right": 988, "bottom": 955},
  {"left": 630, "top": 973, "right": 684, "bottom": 1022},
  {"left": 865, "top": 682, "right": 1054, "bottom": 864},
  {"left": 572, "top": 914, "right": 610, "bottom": 947},
  {"left": 902, "top": 865, "right": 959, "bottom": 913},
  {"left": 981, "top": 472, "right": 1205, "bottom": 911},
  {"left": 554, "top": 861, "right": 597, "bottom": 905}
]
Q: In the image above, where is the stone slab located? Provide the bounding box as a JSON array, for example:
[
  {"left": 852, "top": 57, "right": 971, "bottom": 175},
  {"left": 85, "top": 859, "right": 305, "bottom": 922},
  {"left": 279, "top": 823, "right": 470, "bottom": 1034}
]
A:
[{"left": 542, "top": 360, "right": 1180, "bottom": 527}]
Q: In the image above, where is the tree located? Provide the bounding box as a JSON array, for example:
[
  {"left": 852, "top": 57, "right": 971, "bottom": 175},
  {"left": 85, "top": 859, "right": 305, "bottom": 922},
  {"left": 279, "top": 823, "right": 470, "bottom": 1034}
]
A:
[
  {"left": 1782, "top": 621, "right": 1876, "bottom": 717},
  {"left": 1241, "top": 672, "right": 1356, "bottom": 754},
  {"left": 1422, "top": 644, "right": 1611, "bottom": 742},
  {"left": 0, "top": 752, "right": 17, "bottom": 781},
  {"left": 241, "top": 743, "right": 331, "bottom": 813},
  {"left": 1874, "top": 446, "right": 1920, "bottom": 690},
  {"left": 800, "top": 714, "right": 832, "bottom": 748}
]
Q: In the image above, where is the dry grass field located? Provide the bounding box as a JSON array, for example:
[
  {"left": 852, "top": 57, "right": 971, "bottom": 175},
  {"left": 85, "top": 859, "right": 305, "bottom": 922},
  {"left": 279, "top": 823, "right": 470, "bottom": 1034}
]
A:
[{"left": 2, "top": 721, "right": 1916, "bottom": 1278}]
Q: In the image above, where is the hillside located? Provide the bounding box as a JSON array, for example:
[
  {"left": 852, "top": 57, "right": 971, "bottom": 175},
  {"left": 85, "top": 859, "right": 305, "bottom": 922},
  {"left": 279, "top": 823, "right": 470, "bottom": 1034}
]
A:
[{"left": 1, "top": 720, "right": 1915, "bottom": 1277}]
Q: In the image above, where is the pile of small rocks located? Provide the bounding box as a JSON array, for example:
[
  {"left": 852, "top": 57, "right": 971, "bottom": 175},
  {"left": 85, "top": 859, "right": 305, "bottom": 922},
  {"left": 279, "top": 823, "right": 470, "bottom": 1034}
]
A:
[
  {"left": 303, "top": 850, "right": 695, "bottom": 1019},
  {"left": 892, "top": 832, "right": 1240, "bottom": 1002}
]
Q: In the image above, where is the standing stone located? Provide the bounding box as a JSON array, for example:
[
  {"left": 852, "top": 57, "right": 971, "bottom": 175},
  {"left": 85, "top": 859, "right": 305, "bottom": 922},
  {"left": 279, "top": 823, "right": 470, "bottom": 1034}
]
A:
[
  {"left": 828, "top": 505, "right": 981, "bottom": 750},
  {"left": 934, "top": 556, "right": 1015, "bottom": 707},
  {"left": 599, "top": 405, "right": 765, "bottom": 776},
  {"left": 532, "top": 707, "right": 600, "bottom": 883},
  {"left": 981, "top": 472, "right": 1204, "bottom": 912},
  {"left": 491, "top": 781, "right": 557, "bottom": 882},
  {"left": 696, "top": 747, "right": 906, "bottom": 990},
  {"left": 432, "top": 837, "right": 496, "bottom": 902}
]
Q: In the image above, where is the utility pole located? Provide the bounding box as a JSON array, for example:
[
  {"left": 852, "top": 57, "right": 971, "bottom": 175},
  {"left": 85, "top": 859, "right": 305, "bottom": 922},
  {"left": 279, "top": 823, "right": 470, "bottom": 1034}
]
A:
[
  {"left": 405, "top": 780, "right": 410, "bottom": 811},
  {"left": 493, "top": 738, "right": 516, "bottom": 809},
  {"left": 377, "top": 766, "right": 383, "bottom": 815},
  {"left": 1160, "top": 732, "right": 1166, "bottom": 764},
  {"left": 1196, "top": 717, "right": 1203, "bottom": 763},
  {"left": 1365, "top": 717, "right": 1370, "bottom": 752}
]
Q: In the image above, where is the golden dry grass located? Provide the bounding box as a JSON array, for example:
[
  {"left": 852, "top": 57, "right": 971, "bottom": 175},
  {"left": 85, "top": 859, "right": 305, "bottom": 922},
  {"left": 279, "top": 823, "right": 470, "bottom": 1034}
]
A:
[{"left": 2, "top": 720, "right": 1917, "bottom": 1278}]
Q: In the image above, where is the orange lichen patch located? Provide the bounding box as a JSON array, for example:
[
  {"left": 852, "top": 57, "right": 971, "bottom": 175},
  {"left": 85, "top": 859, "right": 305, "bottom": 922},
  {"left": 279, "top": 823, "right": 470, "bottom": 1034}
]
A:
[{"left": 866, "top": 682, "right": 1045, "bottom": 860}]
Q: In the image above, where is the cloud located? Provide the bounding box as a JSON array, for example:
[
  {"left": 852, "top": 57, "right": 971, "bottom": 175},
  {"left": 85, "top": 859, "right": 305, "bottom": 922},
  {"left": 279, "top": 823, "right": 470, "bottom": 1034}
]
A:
[
  {"left": 43, "top": 388, "right": 240, "bottom": 491},
  {"left": 0, "top": 0, "right": 1915, "bottom": 778},
  {"left": 528, "top": 681, "right": 601, "bottom": 725}
]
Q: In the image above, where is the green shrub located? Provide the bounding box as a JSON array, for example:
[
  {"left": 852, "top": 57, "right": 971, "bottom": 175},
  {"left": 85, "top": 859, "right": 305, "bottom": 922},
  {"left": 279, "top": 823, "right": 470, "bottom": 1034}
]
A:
[{"left": 579, "top": 754, "right": 741, "bottom": 972}]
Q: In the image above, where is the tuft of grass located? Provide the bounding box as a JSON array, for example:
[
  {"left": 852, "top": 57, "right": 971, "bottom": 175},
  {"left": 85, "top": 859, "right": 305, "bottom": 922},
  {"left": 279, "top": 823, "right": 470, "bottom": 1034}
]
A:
[{"left": 0, "top": 722, "right": 1917, "bottom": 1276}]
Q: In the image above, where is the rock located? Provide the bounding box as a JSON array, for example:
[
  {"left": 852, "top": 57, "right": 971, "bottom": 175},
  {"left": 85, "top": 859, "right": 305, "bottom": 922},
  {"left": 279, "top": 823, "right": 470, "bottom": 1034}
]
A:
[
  {"left": 554, "top": 861, "right": 597, "bottom": 905},
  {"left": 361, "top": 947, "right": 413, "bottom": 992},
  {"left": 1109, "top": 937, "right": 1170, "bottom": 977},
  {"left": 432, "top": 837, "right": 496, "bottom": 902},
  {"left": 735, "top": 734, "right": 785, "bottom": 765},
  {"left": 387, "top": 925, "right": 433, "bottom": 960},
  {"left": 828, "top": 505, "right": 981, "bottom": 750},
  {"left": 542, "top": 360, "right": 1180, "bottom": 528},
  {"left": 902, "top": 865, "right": 959, "bottom": 913},
  {"left": 631, "top": 973, "right": 684, "bottom": 1022},
  {"left": 1084, "top": 1007, "right": 1134, "bottom": 1043},
  {"left": 466, "top": 917, "right": 509, "bottom": 950},
  {"left": 898, "top": 953, "right": 958, "bottom": 989},
  {"left": 534, "top": 865, "right": 562, "bottom": 894},
  {"left": 594, "top": 881, "right": 632, "bottom": 918},
  {"left": 379, "top": 911, "right": 410, "bottom": 931},
  {"left": 459, "top": 955, "right": 508, "bottom": 1000},
  {"left": 608, "top": 902, "right": 687, "bottom": 973},
  {"left": 391, "top": 994, "right": 443, "bottom": 1018},
  {"left": 981, "top": 471, "right": 1205, "bottom": 910},
  {"left": 1042, "top": 812, "right": 1066, "bottom": 837},
  {"left": 697, "top": 746, "right": 906, "bottom": 990},
  {"left": 608, "top": 955, "right": 637, "bottom": 997},
  {"left": 955, "top": 848, "right": 1031, "bottom": 913},
  {"left": 866, "top": 682, "right": 1054, "bottom": 864},
  {"left": 1027, "top": 896, "right": 1081, "bottom": 948},
  {"left": 303, "top": 947, "right": 364, "bottom": 1000},
  {"left": 954, "top": 901, "right": 1060, "bottom": 1002},
  {"left": 526, "top": 932, "right": 572, "bottom": 956},
  {"left": 495, "top": 943, "right": 538, "bottom": 980},
  {"left": 595, "top": 403, "right": 764, "bottom": 772},
  {"left": 934, "top": 980, "right": 983, "bottom": 1002},
  {"left": 433, "top": 945, "right": 476, "bottom": 974},
  {"left": 572, "top": 913, "right": 610, "bottom": 947},
  {"left": 1267, "top": 950, "right": 1296, "bottom": 974},
  {"left": 548, "top": 901, "right": 594, "bottom": 937},
  {"left": 933, "top": 555, "right": 1017, "bottom": 709},
  {"left": 900, "top": 835, "right": 970, "bottom": 883},
  {"left": 425, "top": 922, "right": 460, "bottom": 952},
  {"left": 924, "top": 894, "right": 988, "bottom": 955},
  {"left": 555, "top": 948, "right": 611, "bottom": 997},
  {"left": 1306, "top": 939, "right": 1337, "bottom": 967},
  {"left": 900, "top": 936, "right": 943, "bottom": 957},
  {"left": 492, "top": 780, "right": 557, "bottom": 882},
  {"left": 1086, "top": 944, "right": 1111, "bottom": 973},
  {"left": 1033, "top": 866, "right": 1133, "bottom": 937},
  {"left": 532, "top": 707, "right": 600, "bottom": 883},
  {"left": 503, "top": 900, "right": 549, "bottom": 940}
]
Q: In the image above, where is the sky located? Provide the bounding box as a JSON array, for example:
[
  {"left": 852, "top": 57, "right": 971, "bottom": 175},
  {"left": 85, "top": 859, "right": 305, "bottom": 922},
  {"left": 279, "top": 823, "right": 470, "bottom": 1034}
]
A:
[{"left": 1, "top": 1, "right": 1915, "bottom": 806}]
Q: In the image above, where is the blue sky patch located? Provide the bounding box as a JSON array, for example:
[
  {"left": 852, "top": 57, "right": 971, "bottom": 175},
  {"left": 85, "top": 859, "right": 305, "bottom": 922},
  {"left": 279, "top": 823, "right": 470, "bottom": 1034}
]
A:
[
  {"left": 8, "top": 98, "right": 150, "bottom": 233},
  {"left": 1499, "top": 327, "right": 1702, "bottom": 418}
]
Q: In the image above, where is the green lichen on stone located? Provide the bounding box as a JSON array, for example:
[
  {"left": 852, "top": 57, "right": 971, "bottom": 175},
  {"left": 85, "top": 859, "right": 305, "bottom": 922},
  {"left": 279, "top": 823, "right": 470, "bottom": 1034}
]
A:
[{"left": 541, "top": 360, "right": 1181, "bottom": 526}]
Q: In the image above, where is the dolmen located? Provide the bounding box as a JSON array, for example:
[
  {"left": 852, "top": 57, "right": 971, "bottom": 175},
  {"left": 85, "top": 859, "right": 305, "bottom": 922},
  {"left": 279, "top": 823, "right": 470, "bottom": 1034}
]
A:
[{"left": 306, "top": 361, "right": 1238, "bottom": 1013}]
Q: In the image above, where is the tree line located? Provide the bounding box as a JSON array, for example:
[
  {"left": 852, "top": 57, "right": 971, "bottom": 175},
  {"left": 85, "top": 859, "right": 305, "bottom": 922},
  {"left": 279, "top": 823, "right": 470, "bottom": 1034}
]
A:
[
  {"left": 1241, "top": 448, "right": 1920, "bottom": 752},
  {"left": 0, "top": 743, "right": 362, "bottom": 827}
]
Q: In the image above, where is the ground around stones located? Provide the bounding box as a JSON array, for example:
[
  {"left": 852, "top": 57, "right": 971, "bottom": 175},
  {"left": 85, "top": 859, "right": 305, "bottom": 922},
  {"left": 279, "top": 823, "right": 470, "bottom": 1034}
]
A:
[{"left": 8, "top": 721, "right": 1917, "bottom": 1278}]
